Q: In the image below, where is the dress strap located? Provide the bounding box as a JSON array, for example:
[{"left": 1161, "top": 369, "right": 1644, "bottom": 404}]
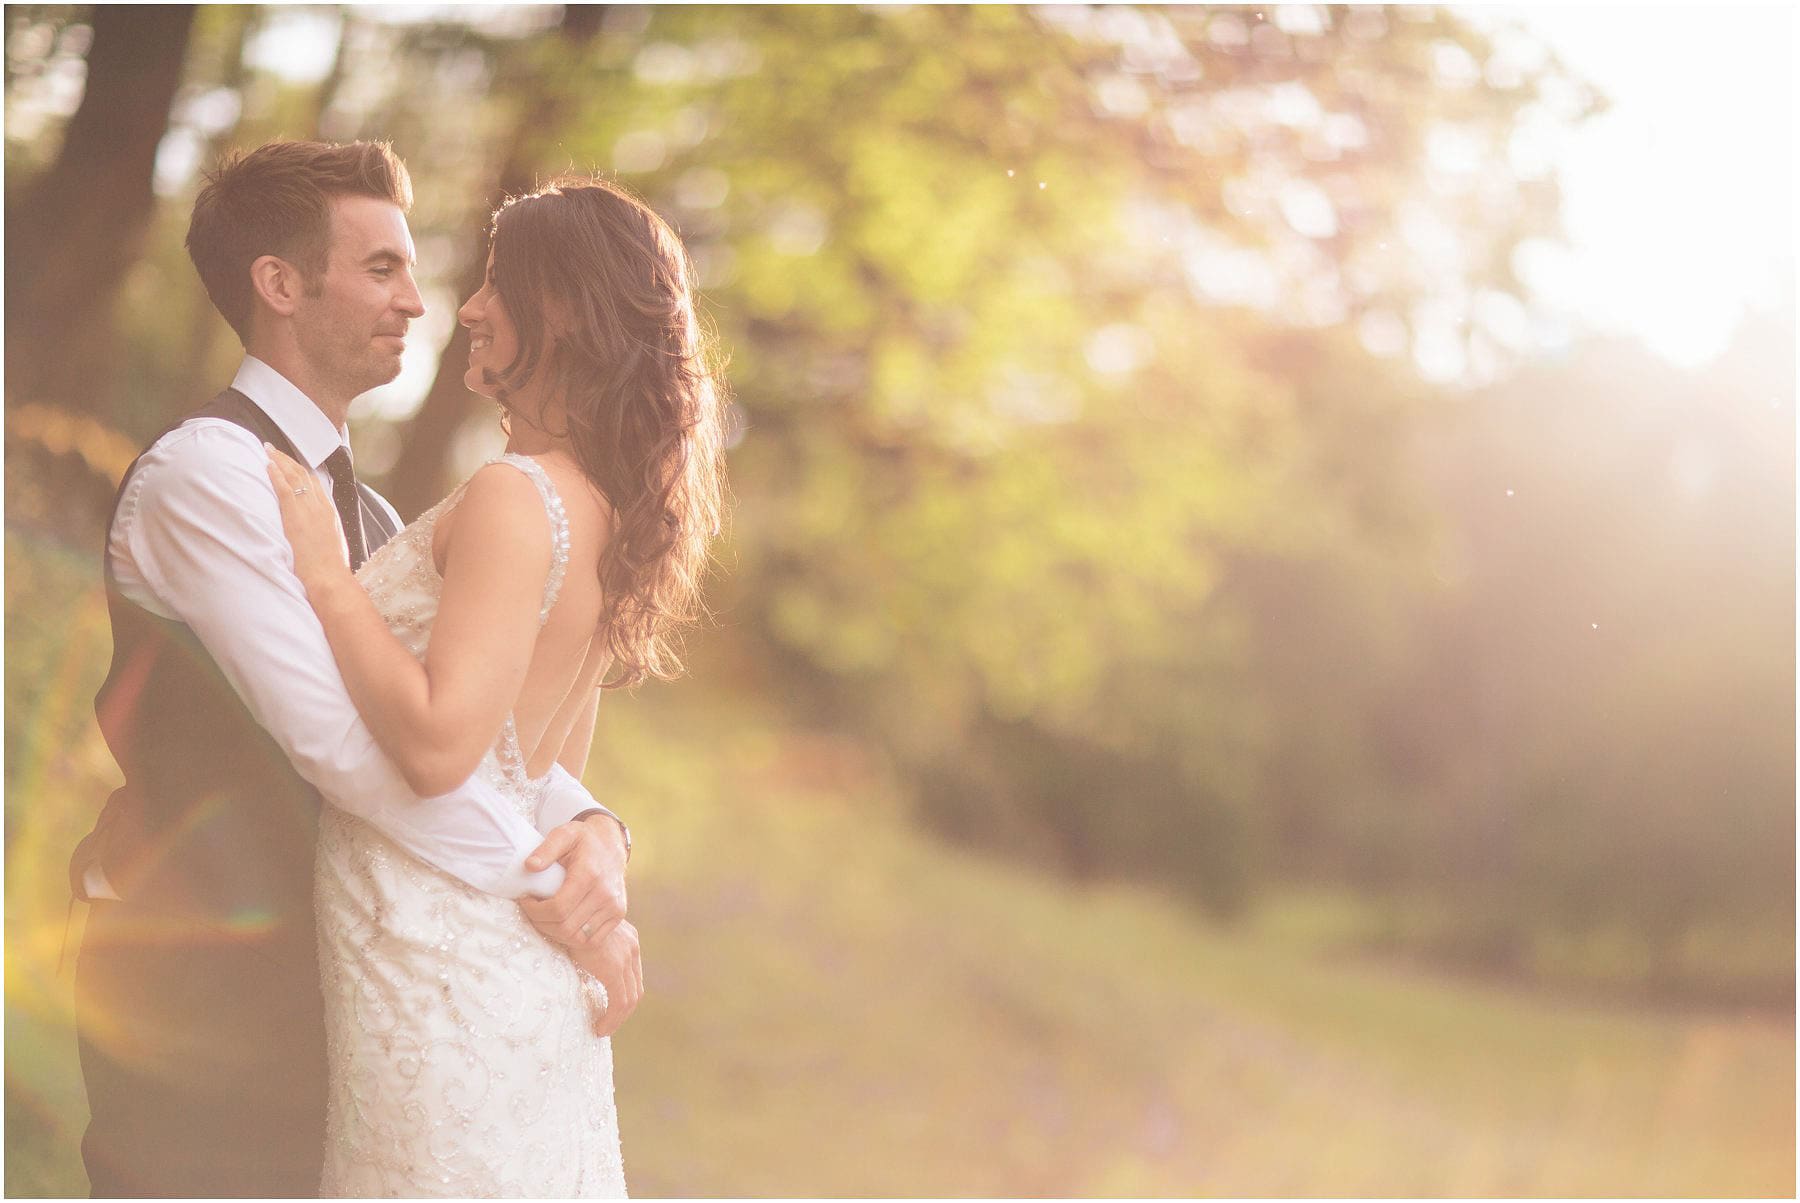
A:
[{"left": 485, "top": 453, "right": 571, "bottom": 625}]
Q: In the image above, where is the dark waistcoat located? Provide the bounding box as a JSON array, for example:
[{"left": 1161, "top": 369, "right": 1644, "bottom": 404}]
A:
[{"left": 72, "top": 387, "right": 395, "bottom": 1198}]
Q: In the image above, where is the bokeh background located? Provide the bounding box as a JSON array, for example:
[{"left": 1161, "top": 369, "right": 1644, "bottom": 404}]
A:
[{"left": 5, "top": 4, "right": 1794, "bottom": 1196}]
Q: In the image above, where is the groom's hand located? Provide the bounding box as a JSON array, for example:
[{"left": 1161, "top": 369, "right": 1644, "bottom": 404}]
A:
[
  {"left": 520, "top": 814, "right": 629, "bottom": 949},
  {"left": 577, "top": 919, "right": 643, "bottom": 1038}
]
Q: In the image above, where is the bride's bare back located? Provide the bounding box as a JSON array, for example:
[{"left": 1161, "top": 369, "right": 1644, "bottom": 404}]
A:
[{"left": 430, "top": 448, "right": 614, "bottom": 780}]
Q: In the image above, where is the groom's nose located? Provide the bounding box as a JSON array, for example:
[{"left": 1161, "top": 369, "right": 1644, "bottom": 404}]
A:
[{"left": 395, "top": 271, "right": 425, "bottom": 319}]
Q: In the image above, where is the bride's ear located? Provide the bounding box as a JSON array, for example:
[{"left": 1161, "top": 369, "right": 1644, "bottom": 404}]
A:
[
  {"left": 250, "top": 255, "right": 303, "bottom": 318},
  {"left": 541, "top": 296, "right": 576, "bottom": 344}
]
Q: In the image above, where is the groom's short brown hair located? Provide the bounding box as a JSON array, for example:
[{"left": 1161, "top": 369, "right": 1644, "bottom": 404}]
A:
[{"left": 186, "top": 140, "right": 412, "bottom": 344}]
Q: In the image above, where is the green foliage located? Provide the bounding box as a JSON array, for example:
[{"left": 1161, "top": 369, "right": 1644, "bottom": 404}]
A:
[
  {"left": 2, "top": 530, "right": 114, "bottom": 843},
  {"left": 3, "top": 4, "right": 1788, "bottom": 986},
  {"left": 540, "top": 6, "right": 1577, "bottom": 909}
]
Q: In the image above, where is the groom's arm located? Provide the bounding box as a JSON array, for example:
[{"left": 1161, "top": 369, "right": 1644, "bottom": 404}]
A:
[{"left": 115, "top": 422, "right": 616, "bottom": 910}]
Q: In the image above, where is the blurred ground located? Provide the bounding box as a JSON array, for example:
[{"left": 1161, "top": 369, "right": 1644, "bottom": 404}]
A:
[{"left": 6, "top": 536, "right": 1792, "bottom": 1196}]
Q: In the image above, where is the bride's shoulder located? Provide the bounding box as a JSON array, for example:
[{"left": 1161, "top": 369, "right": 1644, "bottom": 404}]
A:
[
  {"left": 508, "top": 453, "right": 613, "bottom": 538},
  {"left": 461, "top": 455, "right": 552, "bottom": 509},
  {"left": 440, "top": 460, "right": 558, "bottom": 563}
]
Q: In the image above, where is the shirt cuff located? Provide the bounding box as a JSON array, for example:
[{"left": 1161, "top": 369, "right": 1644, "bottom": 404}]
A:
[{"left": 539, "top": 764, "right": 601, "bottom": 831}]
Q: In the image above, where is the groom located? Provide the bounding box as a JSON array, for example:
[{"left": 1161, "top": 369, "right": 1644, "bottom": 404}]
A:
[{"left": 68, "top": 140, "right": 638, "bottom": 1197}]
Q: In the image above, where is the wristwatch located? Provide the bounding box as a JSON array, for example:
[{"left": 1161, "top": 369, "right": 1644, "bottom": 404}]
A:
[{"left": 575, "top": 805, "right": 631, "bottom": 862}]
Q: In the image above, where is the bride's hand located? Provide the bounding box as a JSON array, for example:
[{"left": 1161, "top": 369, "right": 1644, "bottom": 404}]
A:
[{"left": 265, "top": 444, "right": 352, "bottom": 591}]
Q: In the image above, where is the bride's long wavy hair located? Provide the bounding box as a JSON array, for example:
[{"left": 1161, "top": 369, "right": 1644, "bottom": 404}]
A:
[{"left": 484, "top": 176, "right": 727, "bottom": 688}]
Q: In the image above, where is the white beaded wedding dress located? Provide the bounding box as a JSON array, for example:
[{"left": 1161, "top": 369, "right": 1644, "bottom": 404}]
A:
[{"left": 313, "top": 453, "right": 626, "bottom": 1197}]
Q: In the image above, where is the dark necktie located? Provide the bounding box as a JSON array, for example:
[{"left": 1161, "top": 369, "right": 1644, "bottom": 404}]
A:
[{"left": 323, "top": 447, "right": 368, "bottom": 570}]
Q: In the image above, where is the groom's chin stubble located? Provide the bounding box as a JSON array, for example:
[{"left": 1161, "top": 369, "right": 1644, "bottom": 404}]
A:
[{"left": 364, "top": 352, "right": 406, "bottom": 391}]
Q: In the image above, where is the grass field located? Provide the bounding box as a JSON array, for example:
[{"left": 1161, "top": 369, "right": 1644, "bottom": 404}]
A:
[{"left": 5, "top": 534, "right": 1794, "bottom": 1196}]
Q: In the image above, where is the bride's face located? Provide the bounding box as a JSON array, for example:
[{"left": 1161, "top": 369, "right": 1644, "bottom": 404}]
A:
[{"left": 457, "top": 249, "right": 522, "bottom": 400}]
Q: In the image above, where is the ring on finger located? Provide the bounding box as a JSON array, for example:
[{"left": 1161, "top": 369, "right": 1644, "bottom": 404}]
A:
[{"left": 580, "top": 922, "right": 594, "bottom": 939}]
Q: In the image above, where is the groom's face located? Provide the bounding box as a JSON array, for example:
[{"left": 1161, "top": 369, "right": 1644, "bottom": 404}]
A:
[{"left": 292, "top": 195, "right": 425, "bottom": 400}]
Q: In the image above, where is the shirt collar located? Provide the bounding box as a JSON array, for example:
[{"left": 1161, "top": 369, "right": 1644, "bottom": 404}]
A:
[{"left": 229, "top": 355, "right": 352, "bottom": 471}]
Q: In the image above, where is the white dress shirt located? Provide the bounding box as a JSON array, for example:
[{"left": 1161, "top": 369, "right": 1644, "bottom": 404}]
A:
[{"left": 88, "top": 356, "right": 595, "bottom": 901}]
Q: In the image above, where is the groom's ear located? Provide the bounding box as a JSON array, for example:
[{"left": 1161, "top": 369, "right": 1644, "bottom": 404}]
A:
[{"left": 249, "top": 254, "right": 303, "bottom": 318}]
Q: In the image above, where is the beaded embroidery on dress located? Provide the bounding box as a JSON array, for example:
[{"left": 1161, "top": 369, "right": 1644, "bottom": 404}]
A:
[{"left": 314, "top": 454, "right": 626, "bottom": 1198}]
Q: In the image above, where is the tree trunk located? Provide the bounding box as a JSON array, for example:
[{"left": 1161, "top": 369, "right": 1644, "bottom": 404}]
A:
[
  {"left": 181, "top": 6, "right": 262, "bottom": 390},
  {"left": 308, "top": 8, "right": 356, "bottom": 140},
  {"left": 384, "top": 3, "right": 606, "bottom": 519},
  {"left": 4, "top": 5, "right": 197, "bottom": 420}
]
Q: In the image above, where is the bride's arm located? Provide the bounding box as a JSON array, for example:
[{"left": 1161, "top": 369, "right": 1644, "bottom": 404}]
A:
[{"left": 268, "top": 449, "right": 551, "bottom": 796}]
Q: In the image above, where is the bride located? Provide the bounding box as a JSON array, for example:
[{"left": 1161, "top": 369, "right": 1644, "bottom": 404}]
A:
[{"left": 264, "top": 177, "right": 726, "bottom": 1196}]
